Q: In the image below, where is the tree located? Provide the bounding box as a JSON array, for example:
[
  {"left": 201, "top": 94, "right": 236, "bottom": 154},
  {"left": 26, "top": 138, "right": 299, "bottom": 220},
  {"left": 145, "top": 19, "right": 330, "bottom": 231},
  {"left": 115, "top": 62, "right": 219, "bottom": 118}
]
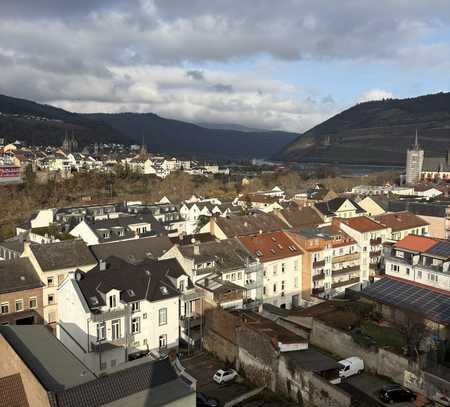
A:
[
  {"left": 398, "top": 315, "right": 428, "bottom": 359},
  {"left": 24, "top": 163, "right": 36, "bottom": 186}
]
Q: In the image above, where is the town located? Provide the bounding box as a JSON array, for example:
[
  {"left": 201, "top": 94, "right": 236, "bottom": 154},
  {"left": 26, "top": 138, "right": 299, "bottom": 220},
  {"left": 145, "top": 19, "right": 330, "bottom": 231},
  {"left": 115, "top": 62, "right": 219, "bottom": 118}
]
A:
[{"left": 0, "top": 132, "right": 449, "bottom": 407}]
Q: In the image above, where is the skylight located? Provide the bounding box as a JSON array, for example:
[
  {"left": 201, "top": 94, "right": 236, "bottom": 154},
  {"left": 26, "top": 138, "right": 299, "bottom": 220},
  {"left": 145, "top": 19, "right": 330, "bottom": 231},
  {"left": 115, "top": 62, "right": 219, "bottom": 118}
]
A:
[
  {"left": 90, "top": 296, "right": 99, "bottom": 306},
  {"left": 256, "top": 250, "right": 262, "bottom": 257},
  {"left": 127, "top": 289, "right": 136, "bottom": 297},
  {"left": 160, "top": 286, "right": 169, "bottom": 295}
]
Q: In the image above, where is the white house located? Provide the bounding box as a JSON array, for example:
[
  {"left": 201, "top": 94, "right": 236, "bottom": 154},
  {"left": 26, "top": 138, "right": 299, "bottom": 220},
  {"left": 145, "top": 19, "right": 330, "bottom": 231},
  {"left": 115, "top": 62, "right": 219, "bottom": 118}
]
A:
[{"left": 57, "top": 257, "right": 185, "bottom": 374}]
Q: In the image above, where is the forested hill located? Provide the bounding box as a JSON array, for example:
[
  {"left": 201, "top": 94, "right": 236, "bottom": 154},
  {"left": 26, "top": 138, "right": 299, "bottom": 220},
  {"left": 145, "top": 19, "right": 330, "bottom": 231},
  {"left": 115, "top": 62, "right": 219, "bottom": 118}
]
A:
[
  {"left": 0, "top": 94, "right": 298, "bottom": 158},
  {"left": 276, "top": 92, "right": 450, "bottom": 165}
]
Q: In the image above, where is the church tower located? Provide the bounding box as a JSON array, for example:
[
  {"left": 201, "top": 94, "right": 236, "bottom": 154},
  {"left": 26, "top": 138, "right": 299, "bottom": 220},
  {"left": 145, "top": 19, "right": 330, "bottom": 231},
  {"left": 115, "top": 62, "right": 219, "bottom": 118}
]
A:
[{"left": 405, "top": 131, "right": 424, "bottom": 185}]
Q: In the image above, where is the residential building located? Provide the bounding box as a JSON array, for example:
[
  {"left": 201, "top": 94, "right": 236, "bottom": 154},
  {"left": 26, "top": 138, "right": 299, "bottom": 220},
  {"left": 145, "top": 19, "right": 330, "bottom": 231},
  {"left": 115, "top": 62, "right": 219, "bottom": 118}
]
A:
[
  {"left": 405, "top": 133, "right": 424, "bottom": 185},
  {"left": 0, "top": 258, "right": 44, "bottom": 325},
  {"left": 275, "top": 206, "right": 323, "bottom": 229},
  {"left": 314, "top": 197, "right": 366, "bottom": 222},
  {"left": 357, "top": 196, "right": 388, "bottom": 217},
  {"left": 337, "top": 216, "right": 391, "bottom": 279},
  {"left": 58, "top": 257, "right": 184, "bottom": 373},
  {"left": 384, "top": 235, "right": 450, "bottom": 291},
  {"left": 70, "top": 213, "right": 164, "bottom": 246},
  {"left": 236, "top": 194, "right": 283, "bottom": 213},
  {"left": 201, "top": 212, "right": 288, "bottom": 239},
  {"left": 0, "top": 325, "right": 195, "bottom": 407},
  {"left": 238, "top": 231, "right": 303, "bottom": 309},
  {"left": 374, "top": 211, "right": 429, "bottom": 241},
  {"left": 22, "top": 240, "right": 97, "bottom": 326},
  {"left": 0, "top": 238, "right": 24, "bottom": 261}
]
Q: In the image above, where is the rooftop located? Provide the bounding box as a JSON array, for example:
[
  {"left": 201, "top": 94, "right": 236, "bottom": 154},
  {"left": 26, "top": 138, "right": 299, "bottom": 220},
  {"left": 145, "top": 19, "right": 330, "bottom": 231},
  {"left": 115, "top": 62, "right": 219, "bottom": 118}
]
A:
[
  {"left": 340, "top": 216, "right": 387, "bottom": 233},
  {"left": 29, "top": 239, "right": 97, "bottom": 272},
  {"left": 374, "top": 211, "right": 429, "bottom": 232},
  {"left": 278, "top": 206, "right": 323, "bottom": 229},
  {"left": 238, "top": 231, "right": 302, "bottom": 262},
  {"left": 0, "top": 258, "right": 43, "bottom": 294},
  {"left": 394, "top": 235, "right": 439, "bottom": 253}
]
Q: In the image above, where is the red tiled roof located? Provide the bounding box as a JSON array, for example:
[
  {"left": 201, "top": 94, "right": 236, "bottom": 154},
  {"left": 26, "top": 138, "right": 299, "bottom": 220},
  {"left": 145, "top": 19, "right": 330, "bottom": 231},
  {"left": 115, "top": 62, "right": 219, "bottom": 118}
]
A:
[
  {"left": 394, "top": 234, "right": 438, "bottom": 252},
  {"left": 341, "top": 216, "right": 386, "bottom": 233},
  {"left": 374, "top": 211, "right": 429, "bottom": 232},
  {"left": 238, "top": 231, "right": 303, "bottom": 262}
]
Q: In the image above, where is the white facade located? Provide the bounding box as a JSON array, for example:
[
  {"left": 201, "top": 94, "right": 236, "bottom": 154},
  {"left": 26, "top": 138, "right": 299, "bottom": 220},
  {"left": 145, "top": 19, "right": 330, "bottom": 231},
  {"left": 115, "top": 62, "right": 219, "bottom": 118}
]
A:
[{"left": 58, "top": 274, "right": 180, "bottom": 374}]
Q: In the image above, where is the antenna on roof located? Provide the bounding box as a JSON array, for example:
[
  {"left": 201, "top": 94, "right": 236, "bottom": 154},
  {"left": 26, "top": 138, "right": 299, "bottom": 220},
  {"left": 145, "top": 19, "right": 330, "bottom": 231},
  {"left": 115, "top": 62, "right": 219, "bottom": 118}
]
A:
[{"left": 144, "top": 270, "right": 151, "bottom": 299}]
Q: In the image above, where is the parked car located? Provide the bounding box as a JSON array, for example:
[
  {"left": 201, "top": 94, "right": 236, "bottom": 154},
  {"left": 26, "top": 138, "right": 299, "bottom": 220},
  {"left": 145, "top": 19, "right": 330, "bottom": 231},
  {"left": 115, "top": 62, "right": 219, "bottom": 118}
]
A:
[
  {"left": 213, "top": 368, "right": 238, "bottom": 384},
  {"left": 338, "top": 357, "right": 364, "bottom": 379},
  {"left": 196, "top": 392, "right": 219, "bottom": 407},
  {"left": 378, "top": 385, "right": 416, "bottom": 403}
]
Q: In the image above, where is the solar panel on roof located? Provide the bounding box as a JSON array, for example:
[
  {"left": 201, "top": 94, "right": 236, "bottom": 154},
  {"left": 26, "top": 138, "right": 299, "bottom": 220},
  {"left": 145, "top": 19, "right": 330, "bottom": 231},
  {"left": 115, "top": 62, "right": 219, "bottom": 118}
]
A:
[
  {"left": 362, "top": 278, "right": 450, "bottom": 325},
  {"left": 426, "top": 241, "right": 450, "bottom": 258}
]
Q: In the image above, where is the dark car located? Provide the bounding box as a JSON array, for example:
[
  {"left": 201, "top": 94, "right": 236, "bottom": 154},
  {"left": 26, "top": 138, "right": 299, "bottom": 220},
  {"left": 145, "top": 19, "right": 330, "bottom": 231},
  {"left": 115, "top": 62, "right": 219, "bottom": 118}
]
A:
[
  {"left": 197, "top": 392, "right": 219, "bottom": 407},
  {"left": 378, "top": 384, "right": 416, "bottom": 404}
]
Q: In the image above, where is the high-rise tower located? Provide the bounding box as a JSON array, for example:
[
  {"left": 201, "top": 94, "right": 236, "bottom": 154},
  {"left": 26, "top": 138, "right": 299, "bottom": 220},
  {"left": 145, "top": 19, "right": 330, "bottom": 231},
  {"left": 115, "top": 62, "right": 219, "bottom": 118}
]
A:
[{"left": 405, "top": 131, "right": 424, "bottom": 185}]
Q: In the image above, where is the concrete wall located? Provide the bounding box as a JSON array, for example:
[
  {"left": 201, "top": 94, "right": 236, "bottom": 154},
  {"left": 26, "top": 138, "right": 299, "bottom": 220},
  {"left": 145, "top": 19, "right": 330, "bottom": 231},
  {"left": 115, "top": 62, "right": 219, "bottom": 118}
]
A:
[{"left": 0, "top": 335, "right": 50, "bottom": 407}]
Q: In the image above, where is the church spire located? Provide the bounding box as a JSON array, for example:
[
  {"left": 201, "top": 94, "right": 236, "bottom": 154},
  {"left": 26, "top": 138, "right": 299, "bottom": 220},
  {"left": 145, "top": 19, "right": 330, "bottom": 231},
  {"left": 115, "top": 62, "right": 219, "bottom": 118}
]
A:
[{"left": 414, "top": 129, "right": 419, "bottom": 150}]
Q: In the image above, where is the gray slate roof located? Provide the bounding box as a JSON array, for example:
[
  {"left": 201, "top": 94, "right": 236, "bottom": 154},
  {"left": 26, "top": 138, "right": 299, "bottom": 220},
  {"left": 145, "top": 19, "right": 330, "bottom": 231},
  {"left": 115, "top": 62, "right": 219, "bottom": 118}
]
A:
[
  {"left": 90, "top": 236, "right": 174, "bottom": 264},
  {"left": 30, "top": 240, "right": 97, "bottom": 272},
  {"left": 215, "top": 213, "right": 289, "bottom": 237},
  {"left": 0, "top": 258, "right": 44, "bottom": 294},
  {"left": 77, "top": 257, "right": 183, "bottom": 309},
  {"left": 315, "top": 197, "right": 365, "bottom": 217},
  {"left": 423, "top": 157, "right": 450, "bottom": 172}
]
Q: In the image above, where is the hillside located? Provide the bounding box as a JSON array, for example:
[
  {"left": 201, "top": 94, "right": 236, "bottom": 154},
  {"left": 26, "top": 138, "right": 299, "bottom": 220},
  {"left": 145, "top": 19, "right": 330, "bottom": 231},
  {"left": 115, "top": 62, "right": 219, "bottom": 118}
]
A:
[
  {"left": 0, "top": 94, "right": 298, "bottom": 158},
  {"left": 0, "top": 94, "right": 124, "bottom": 146},
  {"left": 86, "top": 112, "right": 298, "bottom": 158},
  {"left": 276, "top": 92, "right": 450, "bottom": 165}
]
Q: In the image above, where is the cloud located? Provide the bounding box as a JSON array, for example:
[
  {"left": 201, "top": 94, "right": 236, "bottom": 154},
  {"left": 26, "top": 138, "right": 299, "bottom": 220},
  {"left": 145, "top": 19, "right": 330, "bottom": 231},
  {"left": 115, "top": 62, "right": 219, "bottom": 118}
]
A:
[
  {"left": 212, "top": 83, "right": 233, "bottom": 93},
  {"left": 358, "top": 89, "right": 394, "bottom": 103},
  {"left": 186, "top": 70, "right": 204, "bottom": 81}
]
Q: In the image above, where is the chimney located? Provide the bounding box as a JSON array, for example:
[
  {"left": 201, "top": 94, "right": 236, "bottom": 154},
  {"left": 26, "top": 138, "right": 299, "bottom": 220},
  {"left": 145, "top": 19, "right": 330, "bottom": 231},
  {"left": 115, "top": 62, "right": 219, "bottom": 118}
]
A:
[
  {"left": 99, "top": 259, "right": 107, "bottom": 271},
  {"left": 193, "top": 244, "right": 200, "bottom": 256}
]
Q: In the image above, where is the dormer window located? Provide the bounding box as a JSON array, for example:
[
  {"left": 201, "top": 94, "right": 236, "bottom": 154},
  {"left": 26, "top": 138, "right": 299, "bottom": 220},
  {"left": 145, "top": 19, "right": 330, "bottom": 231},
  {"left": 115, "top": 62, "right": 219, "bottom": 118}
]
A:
[
  {"left": 256, "top": 250, "right": 262, "bottom": 257},
  {"left": 109, "top": 295, "right": 116, "bottom": 308}
]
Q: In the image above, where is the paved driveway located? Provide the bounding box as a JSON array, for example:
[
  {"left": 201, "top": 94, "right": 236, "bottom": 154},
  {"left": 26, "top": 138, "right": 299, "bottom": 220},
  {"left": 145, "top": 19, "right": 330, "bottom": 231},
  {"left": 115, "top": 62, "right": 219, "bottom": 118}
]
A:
[
  {"left": 181, "top": 352, "right": 252, "bottom": 406},
  {"left": 343, "top": 372, "right": 416, "bottom": 407}
]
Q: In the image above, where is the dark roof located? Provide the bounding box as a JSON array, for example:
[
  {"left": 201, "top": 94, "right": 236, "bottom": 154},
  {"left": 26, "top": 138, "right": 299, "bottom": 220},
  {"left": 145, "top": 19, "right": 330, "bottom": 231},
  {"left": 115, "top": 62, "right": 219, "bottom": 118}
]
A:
[
  {"left": 426, "top": 240, "right": 450, "bottom": 259},
  {"left": 51, "top": 358, "right": 193, "bottom": 407},
  {"left": 90, "top": 236, "right": 174, "bottom": 264},
  {"left": 315, "top": 198, "right": 365, "bottom": 217},
  {"left": 30, "top": 240, "right": 97, "bottom": 272},
  {"left": 278, "top": 207, "right": 323, "bottom": 229},
  {"left": 0, "top": 258, "right": 44, "bottom": 294},
  {"left": 387, "top": 200, "right": 448, "bottom": 218},
  {"left": 215, "top": 213, "right": 289, "bottom": 237},
  {"left": 374, "top": 211, "right": 429, "bottom": 232},
  {"left": 178, "top": 238, "right": 255, "bottom": 272},
  {"left": 170, "top": 233, "right": 216, "bottom": 246},
  {"left": 370, "top": 196, "right": 389, "bottom": 210},
  {"left": 0, "top": 238, "right": 25, "bottom": 254},
  {"left": 285, "top": 349, "right": 341, "bottom": 372},
  {"left": 0, "top": 325, "right": 96, "bottom": 391},
  {"left": 422, "top": 157, "right": 450, "bottom": 172},
  {"left": 0, "top": 374, "right": 29, "bottom": 407},
  {"left": 77, "top": 257, "right": 182, "bottom": 309},
  {"left": 360, "top": 276, "right": 450, "bottom": 325}
]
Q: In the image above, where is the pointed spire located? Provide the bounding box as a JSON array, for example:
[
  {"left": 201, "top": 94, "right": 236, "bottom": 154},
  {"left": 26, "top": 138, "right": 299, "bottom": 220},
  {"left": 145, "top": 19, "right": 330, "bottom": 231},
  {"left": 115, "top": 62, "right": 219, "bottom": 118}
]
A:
[{"left": 414, "top": 129, "right": 419, "bottom": 150}]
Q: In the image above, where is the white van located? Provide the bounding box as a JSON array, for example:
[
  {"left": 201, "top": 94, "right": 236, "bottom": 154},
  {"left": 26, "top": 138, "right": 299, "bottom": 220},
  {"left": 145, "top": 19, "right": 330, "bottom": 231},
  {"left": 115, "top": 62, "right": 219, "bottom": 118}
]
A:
[{"left": 338, "top": 357, "right": 364, "bottom": 379}]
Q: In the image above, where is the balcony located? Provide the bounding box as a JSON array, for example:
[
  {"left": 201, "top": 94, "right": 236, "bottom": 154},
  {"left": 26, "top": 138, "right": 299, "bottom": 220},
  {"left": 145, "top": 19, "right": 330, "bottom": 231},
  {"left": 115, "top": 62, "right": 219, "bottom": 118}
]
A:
[
  {"left": 331, "top": 277, "right": 360, "bottom": 289},
  {"left": 312, "top": 287, "right": 325, "bottom": 295},
  {"left": 181, "top": 314, "right": 201, "bottom": 330},
  {"left": 181, "top": 288, "right": 204, "bottom": 303},
  {"left": 312, "top": 272, "right": 325, "bottom": 281},
  {"left": 90, "top": 308, "right": 126, "bottom": 322},
  {"left": 90, "top": 337, "right": 127, "bottom": 352},
  {"left": 313, "top": 259, "right": 326, "bottom": 268},
  {"left": 370, "top": 238, "right": 382, "bottom": 246},
  {"left": 214, "top": 289, "right": 244, "bottom": 304},
  {"left": 370, "top": 250, "right": 382, "bottom": 258},
  {"left": 332, "top": 266, "right": 359, "bottom": 276},
  {"left": 332, "top": 252, "right": 360, "bottom": 264}
]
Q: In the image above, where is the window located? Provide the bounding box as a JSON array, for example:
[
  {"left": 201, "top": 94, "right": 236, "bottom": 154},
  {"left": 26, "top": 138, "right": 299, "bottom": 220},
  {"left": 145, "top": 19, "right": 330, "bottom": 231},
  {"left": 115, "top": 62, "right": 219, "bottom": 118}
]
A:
[
  {"left": 159, "top": 334, "right": 167, "bottom": 349},
  {"left": 111, "top": 319, "right": 121, "bottom": 340},
  {"left": 417, "top": 270, "right": 422, "bottom": 279},
  {"left": 131, "top": 301, "right": 140, "bottom": 313},
  {"left": 231, "top": 273, "right": 236, "bottom": 281},
  {"left": 131, "top": 317, "right": 141, "bottom": 334},
  {"left": 97, "top": 322, "right": 106, "bottom": 341},
  {"left": 111, "top": 359, "right": 117, "bottom": 368},
  {"left": 281, "top": 263, "right": 286, "bottom": 273},
  {"left": 100, "top": 362, "right": 107, "bottom": 371},
  {"left": 109, "top": 295, "right": 116, "bottom": 308},
  {"left": 1, "top": 303, "right": 9, "bottom": 314},
  {"left": 143, "top": 313, "right": 148, "bottom": 319},
  {"left": 47, "top": 277, "right": 55, "bottom": 287},
  {"left": 294, "top": 277, "right": 298, "bottom": 288},
  {"left": 15, "top": 299, "right": 23, "bottom": 312},
  {"left": 29, "top": 297, "right": 37, "bottom": 309},
  {"left": 263, "top": 286, "right": 267, "bottom": 296},
  {"left": 237, "top": 272, "right": 242, "bottom": 280},
  {"left": 48, "top": 311, "right": 56, "bottom": 323},
  {"left": 48, "top": 294, "right": 55, "bottom": 305},
  {"left": 273, "top": 265, "right": 278, "bottom": 276},
  {"left": 179, "top": 280, "right": 185, "bottom": 292},
  {"left": 159, "top": 308, "right": 167, "bottom": 326},
  {"left": 273, "top": 283, "right": 277, "bottom": 293},
  {"left": 281, "top": 281, "right": 285, "bottom": 291}
]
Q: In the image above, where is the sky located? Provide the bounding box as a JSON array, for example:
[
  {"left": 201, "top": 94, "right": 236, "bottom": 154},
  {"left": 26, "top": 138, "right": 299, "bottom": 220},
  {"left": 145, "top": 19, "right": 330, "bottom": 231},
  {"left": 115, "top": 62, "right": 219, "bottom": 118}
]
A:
[{"left": 1, "top": 0, "right": 450, "bottom": 133}]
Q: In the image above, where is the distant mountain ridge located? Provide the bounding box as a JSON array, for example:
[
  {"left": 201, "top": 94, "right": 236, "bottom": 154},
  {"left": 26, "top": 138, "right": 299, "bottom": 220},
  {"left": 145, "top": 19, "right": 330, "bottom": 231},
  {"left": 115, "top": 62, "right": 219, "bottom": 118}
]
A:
[
  {"left": 276, "top": 92, "right": 450, "bottom": 165},
  {"left": 195, "top": 122, "right": 269, "bottom": 132},
  {"left": 0, "top": 94, "right": 298, "bottom": 159}
]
